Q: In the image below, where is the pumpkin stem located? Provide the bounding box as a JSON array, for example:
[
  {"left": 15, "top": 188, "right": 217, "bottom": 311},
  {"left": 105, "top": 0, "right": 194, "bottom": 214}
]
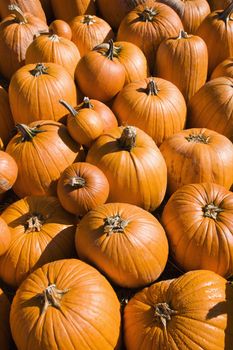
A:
[
  {"left": 65, "top": 176, "right": 86, "bottom": 188},
  {"left": 93, "top": 41, "right": 121, "bottom": 58},
  {"left": 218, "top": 2, "right": 233, "bottom": 22},
  {"left": 81, "top": 14, "right": 96, "bottom": 24},
  {"left": 25, "top": 213, "right": 44, "bottom": 233},
  {"left": 8, "top": 4, "right": 27, "bottom": 23},
  {"left": 78, "top": 97, "right": 94, "bottom": 110},
  {"left": 16, "top": 124, "right": 45, "bottom": 142},
  {"left": 104, "top": 214, "right": 129, "bottom": 236},
  {"left": 203, "top": 203, "right": 224, "bottom": 220},
  {"left": 154, "top": 302, "right": 178, "bottom": 328},
  {"left": 178, "top": 30, "right": 189, "bottom": 39},
  {"left": 147, "top": 79, "right": 159, "bottom": 95},
  {"left": 49, "top": 34, "right": 60, "bottom": 42},
  {"left": 139, "top": 8, "right": 157, "bottom": 22},
  {"left": 59, "top": 99, "right": 78, "bottom": 117},
  {"left": 30, "top": 63, "right": 49, "bottom": 77},
  {"left": 41, "top": 284, "right": 70, "bottom": 314},
  {"left": 118, "top": 126, "right": 137, "bottom": 151},
  {"left": 106, "top": 39, "right": 115, "bottom": 60},
  {"left": 185, "top": 133, "right": 210, "bottom": 144}
]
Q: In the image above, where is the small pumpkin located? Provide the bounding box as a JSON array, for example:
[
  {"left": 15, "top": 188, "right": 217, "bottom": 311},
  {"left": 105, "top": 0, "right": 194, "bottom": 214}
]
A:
[
  {"left": 0, "top": 150, "right": 18, "bottom": 195},
  {"left": 0, "top": 217, "right": 11, "bottom": 256},
  {"left": 0, "top": 85, "right": 14, "bottom": 146},
  {"left": 49, "top": 19, "right": 72, "bottom": 40},
  {"left": 0, "top": 196, "right": 76, "bottom": 288},
  {"left": 57, "top": 162, "right": 109, "bottom": 216}
]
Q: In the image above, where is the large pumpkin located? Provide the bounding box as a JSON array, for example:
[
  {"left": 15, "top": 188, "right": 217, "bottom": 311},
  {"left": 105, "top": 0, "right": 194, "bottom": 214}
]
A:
[
  {"left": 162, "top": 182, "right": 233, "bottom": 277},
  {"left": 86, "top": 125, "right": 167, "bottom": 211},
  {"left": 0, "top": 288, "right": 11, "bottom": 350},
  {"left": 76, "top": 202, "right": 169, "bottom": 288},
  {"left": 124, "top": 270, "right": 233, "bottom": 349},
  {"left": 10, "top": 259, "right": 121, "bottom": 350},
  {"left": 9, "top": 62, "right": 77, "bottom": 124},
  {"left": 0, "top": 4, "right": 48, "bottom": 80},
  {"left": 50, "top": 0, "right": 96, "bottom": 22},
  {"left": 112, "top": 77, "right": 187, "bottom": 146},
  {"left": 0, "top": 150, "right": 18, "bottom": 194},
  {"left": 208, "top": 0, "right": 232, "bottom": 10},
  {"left": 211, "top": 57, "right": 233, "bottom": 79},
  {"left": 6, "top": 121, "right": 81, "bottom": 197},
  {"left": 0, "top": 85, "right": 14, "bottom": 146},
  {"left": 155, "top": 30, "right": 208, "bottom": 103},
  {"left": 159, "top": 128, "right": 233, "bottom": 194},
  {"left": 0, "top": 0, "right": 46, "bottom": 22},
  {"left": 0, "top": 196, "right": 76, "bottom": 288}
]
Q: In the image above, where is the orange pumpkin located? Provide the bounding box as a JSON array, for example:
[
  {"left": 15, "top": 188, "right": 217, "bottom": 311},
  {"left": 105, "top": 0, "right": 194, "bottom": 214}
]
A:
[
  {"left": 211, "top": 57, "right": 233, "bottom": 79},
  {"left": 159, "top": 128, "right": 233, "bottom": 194},
  {"left": 25, "top": 33, "right": 81, "bottom": 78},
  {"left": 124, "top": 270, "right": 233, "bottom": 350},
  {"left": 208, "top": 0, "right": 232, "bottom": 10},
  {"left": 155, "top": 30, "right": 208, "bottom": 103},
  {"left": 9, "top": 62, "right": 77, "bottom": 124},
  {"left": 0, "top": 4, "right": 48, "bottom": 80},
  {"left": 57, "top": 162, "right": 109, "bottom": 216},
  {"left": 0, "top": 0, "right": 46, "bottom": 22},
  {"left": 0, "top": 196, "right": 76, "bottom": 288},
  {"left": 112, "top": 77, "right": 187, "bottom": 146},
  {"left": 0, "top": 217, "right": 11, "bottom": 256},
  {"left": 10, "top": 259, "right": 121, "bottom": 350},
  {"left": 86, "top": 125, "right": 167, "bottom": 211},
  {"left": 70, "top": 14, "right": 114, "bottom": 57},
  {"left": 0, "top": 288, "right": 11, "bottom": 350},
  {"left": 0, "top": 150, "right": 18, "bottom": 194},
  {"left": 50, "top": 0, "right": 96, "bottom": 22},
  {"left": 76, "top": 202, "right": 169, "bottom": 288},
  {"left": 0, "top": 85, "right": 14, "bottom": 146},
  {"left": 6, "top": 121, "right": 81, "bottom": 197},
  {"left": 117, "top": 0, "right": 184, "bottom": 73},
  {"left": 49, "top": 19, "right": 72, "bottom": 40}
]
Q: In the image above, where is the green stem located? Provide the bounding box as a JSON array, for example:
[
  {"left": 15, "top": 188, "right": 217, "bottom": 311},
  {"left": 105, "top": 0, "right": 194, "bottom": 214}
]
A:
[{"left": 16, "top": 124, "right": 45, "bottom": 142}]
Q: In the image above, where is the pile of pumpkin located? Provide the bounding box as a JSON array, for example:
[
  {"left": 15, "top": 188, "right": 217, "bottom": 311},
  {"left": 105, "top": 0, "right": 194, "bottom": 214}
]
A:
[{"left": 1, "top": 0, "right": 233, "bottom": 349}]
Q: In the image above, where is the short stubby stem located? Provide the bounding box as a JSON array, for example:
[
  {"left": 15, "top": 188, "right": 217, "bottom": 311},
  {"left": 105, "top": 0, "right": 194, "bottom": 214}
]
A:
[
  {"left": 185, "top": 133, "right": 210, "bottom": 144},
  {"left": 203, "top": 203, "right": 224, "bottom": 220},
  {"left": 30, "top": 63, "right": 49, "bottom": 77},
  {"left": 40, "top": 284, "right": 70, "bottom": 314},
  {"left": 66, "top": 176, "right": 86, "bottom": 188},
  {"left": 118, "top": 126, "right": 137, "bottom": 151},
  {"left": 104, "top": 214, "right": 129, "bottom": 236},
  {"left": 139, "top": 7, "right": 157, "bottom": 22},
  {"left": 25, "top": 213, "right": 45, "bottom": 233},
  {"left": 154, "top": 302, "right": 178, "bottom": 328}
]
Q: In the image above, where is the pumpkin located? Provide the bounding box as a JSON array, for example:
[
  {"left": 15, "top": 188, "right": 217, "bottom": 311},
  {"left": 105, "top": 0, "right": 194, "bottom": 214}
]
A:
[
  {"left": 0, "top": 196, "right": 76, "bottom": 288},
  {"left": 50, "top": 0, "right": 96, "bottom": 22},
  {"left": 10, "top": 259, "right": 121, "bottom": 350},
  {"left": 159, "top": 128, "right": 233, "bottom": 194},
  {"left": 86, "top": 125, "right": 167, "bottom": 211},
  {"left": 0, "top": 85, "right": 14, "bottom": 146},
  {"left": 0, "top": 0, "right": 46, "bottom": 22},
  {"left": 6, "top": 121, "right": 81, "bottom": 198},
  {"left": 208, "top": 0, "right": 232, "bottom": 11},
  {"left": 124, "top": 270, "right": 233, "bottom": 350},
  {"left": 25, "top": 33, "right": 80, "bottom": 78},
  {"left": 57, "top": 162, "right": 109, "bottom": 216},
  {"left": 76, "top": 202, "right": 169, "bottom": 288},
  {"left": 117, "top": 0, "right": 184, "bottom": 73},
  {"left": 188, "top": 77, "right": 233, "bottom": 142},
  {"left": 0, "top": 288, "right": 11, "bottom": 350},
  {"left": 162, "top": 182, "right": 233, "bottom": 277},
  {"left": 0, "top": 217, "right": 11, "bottom": 256},
  {"left": 157, "top": 0, "right": 210, "bottom": 34},
  {"left": 211, "top": 57, "right": 233, "bottom": 79},
  {"left": 70, "top": 14, "right": 114, "bottom": 57},
  {"left": 0, "top": 150, "right": 18, "bottom": 194},
  {"left": 75, "top": 39, "right": 125, "bottom": 102},
  {"left": 75, "top": 96, "right": 118, "bottom": 132},
  {"left": 60, "top": 99, "right": 104, "bottom": 147},
  {"left": 155, "top": 30, "right": 208, "bottom": 103},
  {"left": 112, "top": 77, "right": 187, "bottom": 146},
  {"left": 196, "top": 2, "right": 233, "bottom": 75},
  {"left": 9, "top": 62, "right": 77, "bottom": 124},
  {"left": 0, "top": 4, "right": 48, "bottom": 81},
  {"left": 49, "top": 19, "right": 72, "bottom": 40}
]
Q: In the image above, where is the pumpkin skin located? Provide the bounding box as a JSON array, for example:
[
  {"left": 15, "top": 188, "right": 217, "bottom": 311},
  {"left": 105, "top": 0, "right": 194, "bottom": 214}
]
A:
[
  {"left": 86, "top": 126, "right": 167, "bottom": 211},
  {"left": 196, "top": 3, "right": 233, "bottom": 75},
  {"left": 9, "top": 62, "right": 77, "bottom": 124},
  {"left": 70, "top": 14, "right": 114, "bottom": 57},
  {"left": 211, "top": 57, "right": 233, "bottom": 79},
  {"left": 0, "top": 288, "right": 11, "bottom": 350},
  {"left": 6, "top": 121, "right": 81, "bottom": 198},
  {"left": 75, "top": 40, "right": 125, "bottom": 102},
  {"left": 57, "top": 162, "right": 109, "bottom": 216},
  {"left": 25, "top": 33, "right": 81, "bottom": 78},
  {"left": 0, "top": 217, "right": 11, "bottom": 256},
  {"left": 208, "top": 0, "right": 232, "bottom": 11},
  {"left": 124, "top": 270, "right": 233, "bottom": 350},
  {"left": 188, "top": 77, "right": 233, "bottom": 142},
  {"left": 0, "top": 5, "right": 48, "bottom": 81},
  {"left": 50, "top": 0, "right": 96, "bottom": 22},
  {"left": 117, "top": 1, "right": 184, "bottom": 73},
  {"left": 0, "top": 150, "right": 18, "bottom": 194},
  {"left": 157, "top": 0, "right": 210, "bottom": 34},
  {"left": 162, "top": 182, "right": 233, "bottom": 277},
  {"left": 0, "top": 196, "right": 76, "bottom": 288},
  {"left": 112, "top": 77, "right": 186, "bottom": 146},
  {"left": 0, "top": 85, "right": 14, "bottom": 146},
  {"left": 0, "top": 0, "right": 46, "bottom": 22},
  {"left": 76, "top": 202, "right": 169, "bottom": 288},
  {"left": 155, "top": 30, "right": 208, "bottom": 103},
  {"left": 49, "top": 19, "right": 72, "bottom": 40},
  {"left": 159, "top": 128, "right": 233, "bottom": 194},
  {"left": 10, "top": 259, "right": 121, "bottom": 350}
]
